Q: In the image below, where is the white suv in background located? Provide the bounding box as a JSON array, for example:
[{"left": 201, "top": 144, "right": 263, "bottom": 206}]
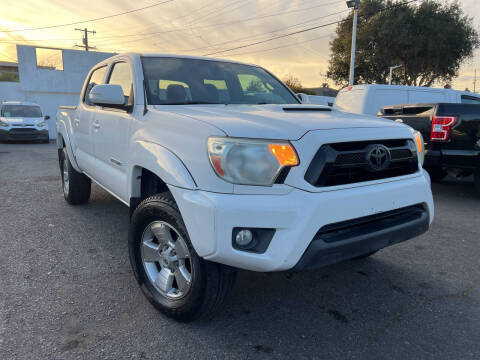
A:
[
  {"left": 334, "top": 84, "right": 480, "bottom": 116},
  {"left": 0, "top": 101, "right": 50, "bottom": 143}
]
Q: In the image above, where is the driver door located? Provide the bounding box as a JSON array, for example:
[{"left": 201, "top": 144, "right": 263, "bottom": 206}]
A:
[
  {"left": 74, "top": 65, "right": 107, "bottom": 174},
  {"left": 92, "top": 61, "right": 134, "bottom": 201}
]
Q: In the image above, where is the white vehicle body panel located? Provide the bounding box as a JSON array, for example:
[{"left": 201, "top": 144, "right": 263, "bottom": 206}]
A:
[
  {"left": 297, "top": 94, "right": 336, "bottom": 107},
  {"left": 170, "top": 171, "right": 433, "bottom": 271},
  {"left": 56, "top": 53, "right": 434, "bottom": 272},
  {"left": 334, "top": 84, "right": 480, "bottom": 116}
]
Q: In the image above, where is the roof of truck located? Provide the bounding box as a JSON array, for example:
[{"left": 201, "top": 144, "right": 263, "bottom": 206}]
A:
[{"left": 99, "top": 52, "right": 257, "bottom": 68}]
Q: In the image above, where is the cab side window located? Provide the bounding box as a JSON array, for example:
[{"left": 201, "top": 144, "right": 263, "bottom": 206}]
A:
[
  {"left": 84, "top": 66, "right": 107, "bottom": 105},
  {"left": 107, "top": 62, "right": 133, "bottom": 106}
]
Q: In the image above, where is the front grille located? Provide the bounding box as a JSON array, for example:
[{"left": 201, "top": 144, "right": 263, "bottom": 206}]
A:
[
  {"left": 9, "top": 128, "right": 38, "bottom": 134},
  {"left": 305, "top": 139, "right": 419, "bottom": 187}
]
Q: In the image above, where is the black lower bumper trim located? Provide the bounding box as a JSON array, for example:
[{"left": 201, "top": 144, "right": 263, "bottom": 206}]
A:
[
  {"left": 425, "top": 149, "right": 480, "bottom": 171},
  {"left": 293, "top": 204, "right": 430, "bottom": 271},
  {"left": 0, "top": 129, "right": 49, "bottom": 142}
]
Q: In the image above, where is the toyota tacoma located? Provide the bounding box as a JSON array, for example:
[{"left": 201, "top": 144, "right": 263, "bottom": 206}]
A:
[{"left": 56, "top": 53, "right": 434, "bottom": 321}]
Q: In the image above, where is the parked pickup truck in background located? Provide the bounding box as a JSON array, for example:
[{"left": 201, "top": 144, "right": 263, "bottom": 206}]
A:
[
  {"left": 56, "top": 53, "right": 434, "bottom": 321},
  {"left": 379, "top": 103, "right": 480, "bottom": 194}
]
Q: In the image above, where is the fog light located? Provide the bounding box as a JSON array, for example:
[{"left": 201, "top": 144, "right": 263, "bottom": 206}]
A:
[{"left": 235, "top": 229, "right": 253, "bottom": 247}]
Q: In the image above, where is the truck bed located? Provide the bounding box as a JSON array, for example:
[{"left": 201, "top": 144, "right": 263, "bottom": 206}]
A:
[{"left": 378, "top": 103, "right": 480, "bottom": 173}]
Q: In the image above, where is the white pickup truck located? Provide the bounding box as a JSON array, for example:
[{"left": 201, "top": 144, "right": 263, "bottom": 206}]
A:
[{"left": 56, "top": 53, "right": 434, "bottom": 321}]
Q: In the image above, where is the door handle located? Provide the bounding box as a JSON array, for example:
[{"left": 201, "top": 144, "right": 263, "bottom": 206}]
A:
[
  {"left": 74, "top": 118, "right": 80, "bottom": 126},
  {"left": 93, "top": 121, "right": 100, "bottom": 129}
]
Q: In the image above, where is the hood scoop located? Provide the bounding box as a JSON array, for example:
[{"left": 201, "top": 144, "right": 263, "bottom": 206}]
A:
[{"left": 282, "top": 105, "right": 331, "bottom": 112}]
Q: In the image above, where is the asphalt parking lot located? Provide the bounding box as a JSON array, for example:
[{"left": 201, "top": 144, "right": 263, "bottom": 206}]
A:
[{"left": 0, "top": 142, "right": 479, "bottom": 360}]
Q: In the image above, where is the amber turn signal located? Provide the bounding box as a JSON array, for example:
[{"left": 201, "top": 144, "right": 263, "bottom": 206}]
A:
[{"left": 268, "top": 144, "right": 299, "bottom": 166}]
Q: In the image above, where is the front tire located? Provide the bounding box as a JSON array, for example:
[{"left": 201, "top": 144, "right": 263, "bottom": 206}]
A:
[
  {"left": 60, "top": 148, "right": 91, "bottom": 205},
  {"left": 129, "top": 194, "right": 236, "bottom": 321}
]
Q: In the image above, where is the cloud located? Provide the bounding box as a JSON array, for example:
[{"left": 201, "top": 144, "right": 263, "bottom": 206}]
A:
[{"left": 0, "top": 0, "right": 478, "bottom": 90}]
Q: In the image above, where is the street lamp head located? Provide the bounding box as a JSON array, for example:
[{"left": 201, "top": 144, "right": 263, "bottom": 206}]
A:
[{"left": 346, "top": 0, "right": 360, "bottom": 9}]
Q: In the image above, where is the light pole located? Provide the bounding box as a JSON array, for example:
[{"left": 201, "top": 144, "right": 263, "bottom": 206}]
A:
[
  {"left": 347, "top": 0, "right": 360, "bottom": 86},
  {"left": 388, "top": 64, "right": 402, "bottom": 85}
]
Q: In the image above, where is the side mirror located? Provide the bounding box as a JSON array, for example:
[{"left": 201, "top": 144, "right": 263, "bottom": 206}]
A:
[
  {"left": 44, "top": 115, "right": 50, "bottom": 120},
  {"left": 89, "top": 84, "right": 126, "bottom": 107},
  {"left": 296, "top": 93, "right": 311, "bottom": 104}
]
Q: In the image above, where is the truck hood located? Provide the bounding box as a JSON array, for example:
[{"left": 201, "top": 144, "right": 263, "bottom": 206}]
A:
[{"left": 152, "top": 104, "right": 405, "bottom": 140}]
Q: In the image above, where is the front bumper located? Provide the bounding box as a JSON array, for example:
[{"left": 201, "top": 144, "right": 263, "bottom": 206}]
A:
[
  {"left": 0, "top": 128, "right": 49, "bottom": 141},
  {"left": 169, "top": 171, "right": 434, "bottom": 272}
]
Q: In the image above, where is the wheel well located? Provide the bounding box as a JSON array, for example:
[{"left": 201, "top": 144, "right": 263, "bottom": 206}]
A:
[
  {"left": 130, "top": 167, "right": 171, "bottom": 214},
  {"left": 57, "top": 134, "right": 65, "bottom": 170},
  {"left": 57, "top": 133, "right": 65, "bottom": 148},
  {"left": 140, "top": 168, "right": 170, "bottom": 198}
]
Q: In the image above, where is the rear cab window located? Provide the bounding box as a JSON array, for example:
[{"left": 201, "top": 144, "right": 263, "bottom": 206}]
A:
[{"left": 156, "top": 80, "right": 192, "bottom": 102}]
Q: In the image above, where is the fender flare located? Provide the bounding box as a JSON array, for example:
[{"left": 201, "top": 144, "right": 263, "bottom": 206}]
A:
[
  {"left": 56, "top": 116, "right": 81, "bottom": 172},
  {"left": 128, "top": 140, "right": 197, "bottom": 199}
]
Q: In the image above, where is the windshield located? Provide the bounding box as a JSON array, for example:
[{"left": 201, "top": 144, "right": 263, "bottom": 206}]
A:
[
  {"left": 1, "top": 105, "right": 42, "bottom": 118},
  {"left": 142, "top": 57, "right": 299, "bottom": 105}
]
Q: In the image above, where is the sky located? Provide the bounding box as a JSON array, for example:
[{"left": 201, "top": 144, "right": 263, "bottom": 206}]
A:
[{"left": 0, "top": 0, "right": 478, "bottom": 90}]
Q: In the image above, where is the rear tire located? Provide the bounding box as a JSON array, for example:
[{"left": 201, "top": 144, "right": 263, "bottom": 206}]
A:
[
  {"left": 129, "top": 194, "right": 236, "bottom": 322},
  {"left": 425, "top": 167, "right": 447, "bottom": 183},
  {"left": 60, "top": 148, "right": 91, "bottom": 205}
]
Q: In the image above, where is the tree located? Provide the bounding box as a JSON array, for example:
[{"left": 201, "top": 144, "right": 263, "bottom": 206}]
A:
[
  {"left": 283, "top": 75, "right": 315, "bottom": 94},
  {"left": 327, "top": 0, "right": 479, "bottom": 87}
]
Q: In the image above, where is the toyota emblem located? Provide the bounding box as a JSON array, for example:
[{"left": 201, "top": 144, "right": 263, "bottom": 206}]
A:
[{"left": 366, "top": 145, "right": 391, "bottom": 172}]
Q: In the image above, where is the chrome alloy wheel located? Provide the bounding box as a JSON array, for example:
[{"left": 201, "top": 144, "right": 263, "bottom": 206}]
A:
[
  {"left": 141, "top": 221, "right": 192, "bottom": 299},
  {"left": 62, "top": 158, "right": 69, "bottom": 195}
]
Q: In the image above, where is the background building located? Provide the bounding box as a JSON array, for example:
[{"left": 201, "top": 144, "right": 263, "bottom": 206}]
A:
[{"left": 0, "top": 45, "right": 114, "bottom": 139}]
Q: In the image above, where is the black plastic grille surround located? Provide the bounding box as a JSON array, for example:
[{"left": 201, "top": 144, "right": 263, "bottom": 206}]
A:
[{"left": 305, "top": 139, "right": 419, "bottom": 187}]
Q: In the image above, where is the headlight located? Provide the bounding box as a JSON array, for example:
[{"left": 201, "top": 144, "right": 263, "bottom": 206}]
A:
[
  {"left": 412, "top": 130, "right": 425, "bottom": 166},
  {"left": 37, "top": 121, "right": 46, "bottom": 127},
  {"left": 207, "top": 136, "right": 299, "bottom": 186},
  {"left": 0, "top": 120, "right": 8, "bottom": 127}
]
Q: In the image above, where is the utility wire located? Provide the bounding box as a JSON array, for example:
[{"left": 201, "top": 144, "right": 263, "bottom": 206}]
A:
[
  {"left": 224, "top": 34, "right": 332, "bottom": 57},
  {"left": 92, "top": 0, "right": 345, "bottom": 47},
  {"left": 0, "top": 0, "right": 223, "bottom": 43},
  {"left": 203, "top": 0, "right": 420, "bottom": 56},
  {"left": 177, "top": 9, "right": 347, "bottom": 53},
  {"left": 0, "top": 0, "right": 174, "bottom": 33},
  {"left": 0, "top": 0, "right": 342, "bottom": 44}
]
